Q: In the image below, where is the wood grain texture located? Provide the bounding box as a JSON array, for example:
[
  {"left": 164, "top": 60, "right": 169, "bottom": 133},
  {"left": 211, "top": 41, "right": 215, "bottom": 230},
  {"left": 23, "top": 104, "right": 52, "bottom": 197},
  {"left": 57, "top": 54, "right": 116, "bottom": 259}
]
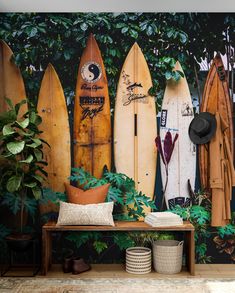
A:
[
  {"left": 37, "top": 64, "right": 71, "bottom": 194},
  {"left": 114, "top": 43, "right": 157, "bottom": 215},
  {"left": 0, "top": 40, "right": 27, "bottom": 116},
  {"left": 160, "top": 61, "right": 196, "bottom": 209},
  {"left": 74, "top": 34, "right": 111, "bottom": 179},
  {"left": 199, "top": 54, "right": 233, "bottom": 189},
  {"left": 43, "top": 220, "right": 194, "bottom": 231}
]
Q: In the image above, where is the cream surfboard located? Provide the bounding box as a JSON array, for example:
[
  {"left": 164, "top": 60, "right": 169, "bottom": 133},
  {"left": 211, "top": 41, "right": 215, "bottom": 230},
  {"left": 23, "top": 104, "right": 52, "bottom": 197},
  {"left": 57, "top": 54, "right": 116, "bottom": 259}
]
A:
[
  {"left": 114, "top": 42, "right": 157, "bottom": 216},
  {"left": 160, "top": 61, "right": 196, "bottom": 209},
  {"left": 37, "top": 64, "right": 71, "bottom": 211},
  {"left": 0, "top": 40, "right": 27, "bottom": 116}
]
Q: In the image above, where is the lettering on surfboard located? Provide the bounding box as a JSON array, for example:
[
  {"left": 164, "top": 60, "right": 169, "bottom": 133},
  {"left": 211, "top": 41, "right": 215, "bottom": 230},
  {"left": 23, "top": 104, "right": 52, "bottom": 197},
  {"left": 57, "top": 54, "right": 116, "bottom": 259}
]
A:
[
  {"left": 217, "top": 65, "right": 226, "bottom": 81},
  {"left": 81, "top": 84, "right": 104, "bottom": 91},
  {"left": 79, "top": 96, "right": 104, "bottom": 120},
  {"left": 121, "top": 70, "right": 148, "bottom": 106}
]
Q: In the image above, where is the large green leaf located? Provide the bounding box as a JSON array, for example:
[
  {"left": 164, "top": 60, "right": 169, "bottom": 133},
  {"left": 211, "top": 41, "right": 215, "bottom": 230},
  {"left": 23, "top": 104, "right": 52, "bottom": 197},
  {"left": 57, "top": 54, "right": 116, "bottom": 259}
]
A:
[
  {"left": 32, "top": 186, "right": 42, "bottom": 199},
  {"left": 34, "top": 149, "right": 43, "bottom": 161},
  {"left": 19, "top": 154, "right": 33, "bottom": 163},
  {"left": 24, "top": 182, "right": 37, "bottom": 188},
  {"left": 6, "top": 175, "right": 22, "bottom": 192},
  {"left": 32, "top": 174, "right": 44, "bottom": 183},
  {"left": 7, "top": 141, "right": 25, "bottom": 154},
  {"left": 3, "top": 124, "right": 15, "bottom": 136},
  {"left": 16, "top": 118, "right": 29, "bottom": 129}
]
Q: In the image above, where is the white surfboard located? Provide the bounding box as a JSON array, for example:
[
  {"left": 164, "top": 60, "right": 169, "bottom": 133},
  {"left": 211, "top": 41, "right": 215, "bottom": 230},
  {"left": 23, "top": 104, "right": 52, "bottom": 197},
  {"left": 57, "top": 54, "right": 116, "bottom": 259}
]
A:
[
  {"left": 114, "top": 43, "right": 157, "bottom": 216},
  {"left": 160, "top": 61, "right": 196, "bottom": 209}
]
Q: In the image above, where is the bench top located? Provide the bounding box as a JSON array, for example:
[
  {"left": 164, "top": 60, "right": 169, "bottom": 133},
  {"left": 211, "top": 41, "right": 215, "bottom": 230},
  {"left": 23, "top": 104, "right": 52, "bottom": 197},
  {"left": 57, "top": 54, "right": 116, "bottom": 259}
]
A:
[{"left": 43, "top": 221, "right": 194, "bottom": 231}]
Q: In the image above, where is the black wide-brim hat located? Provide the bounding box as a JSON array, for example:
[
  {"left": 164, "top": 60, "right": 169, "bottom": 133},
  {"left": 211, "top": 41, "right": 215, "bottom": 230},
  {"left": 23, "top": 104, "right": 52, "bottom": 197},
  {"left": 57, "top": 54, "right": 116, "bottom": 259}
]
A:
[{"left": 188, "top": 112, "right": 217, "bottom": 144}]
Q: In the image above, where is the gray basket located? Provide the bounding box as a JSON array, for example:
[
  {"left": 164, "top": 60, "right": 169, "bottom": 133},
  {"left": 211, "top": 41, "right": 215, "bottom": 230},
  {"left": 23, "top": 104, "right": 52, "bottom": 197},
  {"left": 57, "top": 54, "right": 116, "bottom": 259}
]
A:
[
  {"left": 126, "top": 247, "right": 152, "bottom": 274},
  {"left": 152, "top": 240, "right": 183, "bottom": 274}
]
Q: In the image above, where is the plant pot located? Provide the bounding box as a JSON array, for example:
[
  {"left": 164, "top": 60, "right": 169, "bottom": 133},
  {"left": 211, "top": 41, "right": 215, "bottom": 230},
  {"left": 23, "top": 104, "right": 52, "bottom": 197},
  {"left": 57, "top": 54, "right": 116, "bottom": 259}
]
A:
[{"left": 6, "top": 233, "right": 34, "bottom": 252}]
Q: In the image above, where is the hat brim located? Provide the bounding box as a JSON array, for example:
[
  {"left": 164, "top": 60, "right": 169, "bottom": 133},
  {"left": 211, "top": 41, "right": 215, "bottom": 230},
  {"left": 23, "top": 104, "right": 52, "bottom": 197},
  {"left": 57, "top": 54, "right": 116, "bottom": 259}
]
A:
[{"left": 188, "top": 112, "right": 217, "bottom": 145}]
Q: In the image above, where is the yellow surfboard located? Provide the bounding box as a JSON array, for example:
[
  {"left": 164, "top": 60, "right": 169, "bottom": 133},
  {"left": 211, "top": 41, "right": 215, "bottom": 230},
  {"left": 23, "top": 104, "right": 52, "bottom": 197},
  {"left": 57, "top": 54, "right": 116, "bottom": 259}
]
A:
[
  {"left": 74, "top": 34, "right": 111, "bottom": 179},
  {"left": 0, "top": 40, "right": 27, "bottom": 116},
  {"left": 37, "top": 64, "right": 71, "bottom": 204}
]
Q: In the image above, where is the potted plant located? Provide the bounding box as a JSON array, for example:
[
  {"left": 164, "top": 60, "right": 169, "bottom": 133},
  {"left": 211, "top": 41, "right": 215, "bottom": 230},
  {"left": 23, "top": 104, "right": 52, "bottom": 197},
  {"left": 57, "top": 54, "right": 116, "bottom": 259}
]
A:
[{"left": 0, "top": 99, "right": 48, "bottom": 251}]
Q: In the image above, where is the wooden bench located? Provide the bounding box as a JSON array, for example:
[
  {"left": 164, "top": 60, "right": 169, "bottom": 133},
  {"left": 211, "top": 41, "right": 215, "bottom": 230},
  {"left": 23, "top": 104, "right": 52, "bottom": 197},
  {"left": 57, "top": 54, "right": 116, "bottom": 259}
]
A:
[{"left": 42, "top": 221, "right": 195, "bottom": 276}]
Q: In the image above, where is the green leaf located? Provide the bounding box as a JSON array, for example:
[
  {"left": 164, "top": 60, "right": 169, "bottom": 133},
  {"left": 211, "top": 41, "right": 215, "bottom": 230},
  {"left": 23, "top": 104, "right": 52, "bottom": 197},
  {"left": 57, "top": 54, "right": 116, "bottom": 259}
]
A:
[
  {"left": 34, "top": 149, "right": 43, "bottom": 161},
  {"left": 179, "top": 32, "right": 188, "bottom": 44},
  {"left": 7, "top": 141, "right": 25, "bottom": 154},
  {"left": 130, "top": 29, "right": 138, "bottom": 39},
  {"left": 29, "top": 27, "right": 38, "bottom": 38},
  {"left": 121, "top": 27, "right": 128, "bottom": 34},
  {"left": 19, "top": 154, "right": 33, "bottom": 163},
  {"left": 6, "top": 175, "right": 22, "bottom": 192},
  {"left": 190, "top": 206, "right": 210, "bottom": 225},
  {"left": 217, "top": 224, "right": 235, "bottom": 238},
  {"left": 165, "top": 71, "right": 172, "bottom": 80},
  {"left": 3, "top": 124, "right": 15, "bottom": 136},
  {"left": 4, "top": 98, "right": 14, "bottom": 110},
  {"left": 113, "top": 232, "right": 135, "bottom": 250},
  {"left": 32, "top": 174, "right": 44, "bottom": 183},
  {"left": 16, "top": 118, "right": 29, "bottom": 129},
  {"left": 26, "top": 138, "right": 42, "bottom": 148},
  {"left": 2, "top": 192, "right": 21, "bottom": 215},
  {"left": 80, "top": 23, "right": 88, "bottom": 31},
  {"left": 64, "top": 51, "right": 71, "bottom": 61},
  {"left": 93, "top": 241, "right": 108, "bottom": 254},
  {"left": 32, "top": 186, "right": 42, "bottom": 200},
  {"left": 24, "top": 182, "right": 37, "bottom": 188}
]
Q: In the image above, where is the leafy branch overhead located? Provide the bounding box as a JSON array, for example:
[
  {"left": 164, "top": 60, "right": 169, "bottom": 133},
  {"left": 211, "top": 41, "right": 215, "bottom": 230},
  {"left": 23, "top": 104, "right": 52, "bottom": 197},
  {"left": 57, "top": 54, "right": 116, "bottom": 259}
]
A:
[{"left": 0, "top": 13, "right": 234, "bottom": 109}]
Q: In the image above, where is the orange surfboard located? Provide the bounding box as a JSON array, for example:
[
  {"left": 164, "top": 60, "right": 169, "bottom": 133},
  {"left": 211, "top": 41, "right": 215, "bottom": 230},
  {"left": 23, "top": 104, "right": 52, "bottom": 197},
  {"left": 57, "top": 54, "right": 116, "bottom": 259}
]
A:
[
  {"left": 74, "top": 34, "right": 111, "bottom": 178},
  {"left": 37, "top": 64, "right": 71, "bottom": 195},
  {"left": 199, "top": 53, "right": 233, "bottom": 189},
  {"left": 0, "top": 40, "right": 27, "bottom": 116}
]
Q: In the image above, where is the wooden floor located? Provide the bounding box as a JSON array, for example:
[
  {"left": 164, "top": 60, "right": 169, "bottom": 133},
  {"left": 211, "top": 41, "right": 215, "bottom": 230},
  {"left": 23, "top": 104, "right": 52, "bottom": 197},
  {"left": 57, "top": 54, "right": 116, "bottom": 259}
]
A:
[{"left": 5, "top": 264, "right": 235, "bottom": 278}]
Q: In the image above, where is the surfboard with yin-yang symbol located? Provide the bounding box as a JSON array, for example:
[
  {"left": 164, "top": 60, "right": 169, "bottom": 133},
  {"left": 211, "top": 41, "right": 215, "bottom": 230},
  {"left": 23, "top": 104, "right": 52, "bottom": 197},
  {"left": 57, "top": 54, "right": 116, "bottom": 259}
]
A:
[{"left": 73, "top": 34, "right": 111, "bottom": 178}]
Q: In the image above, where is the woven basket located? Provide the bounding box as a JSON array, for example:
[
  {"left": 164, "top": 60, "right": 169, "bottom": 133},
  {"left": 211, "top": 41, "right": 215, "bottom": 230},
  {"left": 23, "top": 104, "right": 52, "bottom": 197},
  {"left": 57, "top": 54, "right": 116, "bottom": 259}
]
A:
[
  {"left": 126, "top": 247, "right": 152, "bottom": 274},
  {"left": 152, "top": 240, "right": 183, "bottom": 274}
]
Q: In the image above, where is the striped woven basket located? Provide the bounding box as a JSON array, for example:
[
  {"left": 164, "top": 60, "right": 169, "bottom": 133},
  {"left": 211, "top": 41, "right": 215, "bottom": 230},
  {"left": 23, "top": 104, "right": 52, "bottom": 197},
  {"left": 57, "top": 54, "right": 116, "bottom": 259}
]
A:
[{"left": 125, "top": 247, "right": 152, "bottom": 274}]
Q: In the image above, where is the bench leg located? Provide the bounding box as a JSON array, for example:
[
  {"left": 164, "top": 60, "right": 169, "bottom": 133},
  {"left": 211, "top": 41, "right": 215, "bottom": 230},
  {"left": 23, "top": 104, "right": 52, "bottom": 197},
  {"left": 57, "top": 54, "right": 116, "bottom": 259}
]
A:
[
  {"left": 42, "top": 230, "right": 52, "bottom": 275},
  {"left": 186, "top": 230, "right": 195, "bottom": 276}
]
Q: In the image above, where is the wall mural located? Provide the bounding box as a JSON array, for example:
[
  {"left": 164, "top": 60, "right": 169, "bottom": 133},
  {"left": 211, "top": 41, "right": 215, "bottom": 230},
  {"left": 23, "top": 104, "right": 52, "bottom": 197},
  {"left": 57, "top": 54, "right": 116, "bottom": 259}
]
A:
[{"left": 0, "top": 13, "right": 235, "bottom": 265}]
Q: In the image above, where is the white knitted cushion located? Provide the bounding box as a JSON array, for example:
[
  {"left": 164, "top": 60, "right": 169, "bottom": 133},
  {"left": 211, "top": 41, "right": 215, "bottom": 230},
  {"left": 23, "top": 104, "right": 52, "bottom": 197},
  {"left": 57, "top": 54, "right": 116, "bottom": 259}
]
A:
[{"left": 57, "top": 201, "right": 114, "bottom": 226}]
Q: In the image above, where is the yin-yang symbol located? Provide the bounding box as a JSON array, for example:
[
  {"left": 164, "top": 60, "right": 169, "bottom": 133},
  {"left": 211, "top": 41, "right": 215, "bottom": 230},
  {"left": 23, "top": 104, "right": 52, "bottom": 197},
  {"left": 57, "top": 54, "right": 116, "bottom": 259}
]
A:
[{"left": 81, "top": 62, "right": 102, "bottom": 83}]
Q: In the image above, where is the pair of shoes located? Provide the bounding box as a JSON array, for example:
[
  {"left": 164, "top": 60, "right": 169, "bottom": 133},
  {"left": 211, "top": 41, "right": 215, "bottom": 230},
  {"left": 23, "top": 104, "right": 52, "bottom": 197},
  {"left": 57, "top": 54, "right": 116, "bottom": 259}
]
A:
[{"left": 62, "top": 255, "right": 91, "bottom": 274}]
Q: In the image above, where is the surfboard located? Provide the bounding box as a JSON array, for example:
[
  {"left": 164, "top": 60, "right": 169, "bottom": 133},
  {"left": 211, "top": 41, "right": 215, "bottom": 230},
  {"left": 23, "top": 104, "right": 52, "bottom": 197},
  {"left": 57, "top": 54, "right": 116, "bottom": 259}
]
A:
[
  {"left": 114, "top": 42, "right": 157, "bottom": 216},
  {"left": 0, "top": 40, "right": 27, "bottom": 116},
  {"left": 199, "top": 53, "right": 233, "bottom": 190},
  {"left": 74, "top": 33, "right": 111, "bottom": 179},
  {"left": 37, "top": 63, "right": 71, "bottom": 198},
  {"left": 159, "top": 61, "right": 196, "bottom": 209}
]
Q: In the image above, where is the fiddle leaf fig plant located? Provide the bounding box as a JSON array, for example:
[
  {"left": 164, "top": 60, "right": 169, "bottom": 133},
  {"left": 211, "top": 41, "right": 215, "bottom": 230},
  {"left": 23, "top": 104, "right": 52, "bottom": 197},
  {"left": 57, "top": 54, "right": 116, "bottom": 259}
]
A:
[{"left": 0, "top": 99, "right": 48, "bottom": 233}]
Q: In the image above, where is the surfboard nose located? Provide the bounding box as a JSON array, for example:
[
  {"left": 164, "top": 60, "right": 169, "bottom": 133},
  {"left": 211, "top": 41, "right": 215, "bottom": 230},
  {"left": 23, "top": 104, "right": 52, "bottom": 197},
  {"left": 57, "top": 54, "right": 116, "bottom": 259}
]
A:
[{"left": 174, "top": 61, "right": 184, "bottom": 73}]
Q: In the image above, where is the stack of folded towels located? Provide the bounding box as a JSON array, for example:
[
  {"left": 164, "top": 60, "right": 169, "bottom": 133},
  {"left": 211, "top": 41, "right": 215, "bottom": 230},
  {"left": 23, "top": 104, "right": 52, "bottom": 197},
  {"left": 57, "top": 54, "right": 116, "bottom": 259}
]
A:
[{"left": 144, "top": 212, "right": 183, "bottom": 227}]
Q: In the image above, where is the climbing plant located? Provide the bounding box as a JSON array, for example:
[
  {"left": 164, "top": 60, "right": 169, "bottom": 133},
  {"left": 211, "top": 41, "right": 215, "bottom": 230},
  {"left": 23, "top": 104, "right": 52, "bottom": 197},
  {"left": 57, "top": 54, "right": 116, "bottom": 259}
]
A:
[{"left": 0, "top": 13, "right": 234, "bottom": 109}]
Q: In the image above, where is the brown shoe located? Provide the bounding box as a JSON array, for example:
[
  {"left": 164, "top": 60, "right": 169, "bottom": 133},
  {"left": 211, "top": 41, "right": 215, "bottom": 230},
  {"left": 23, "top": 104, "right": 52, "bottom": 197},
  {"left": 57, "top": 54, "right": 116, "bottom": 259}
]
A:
[
  {"left": 72, "top": 258, "right": 91, "bottom": 274},
  {"left": 62, "top": 254, "right": 75, "bottom": 273}
]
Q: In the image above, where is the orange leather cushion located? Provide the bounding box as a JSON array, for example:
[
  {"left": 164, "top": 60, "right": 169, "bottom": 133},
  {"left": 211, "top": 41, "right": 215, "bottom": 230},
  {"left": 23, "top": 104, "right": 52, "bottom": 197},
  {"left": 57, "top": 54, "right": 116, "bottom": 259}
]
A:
[{"left": 64, "top": 183, "right": 110, "bottom": 204}]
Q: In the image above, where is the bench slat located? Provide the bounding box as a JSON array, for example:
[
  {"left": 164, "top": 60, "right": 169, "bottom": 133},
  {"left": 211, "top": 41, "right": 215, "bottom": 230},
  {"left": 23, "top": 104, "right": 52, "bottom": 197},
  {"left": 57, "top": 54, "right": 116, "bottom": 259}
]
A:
[{"left": 43, "top": 221, "right": 194, "bottom": 231}]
